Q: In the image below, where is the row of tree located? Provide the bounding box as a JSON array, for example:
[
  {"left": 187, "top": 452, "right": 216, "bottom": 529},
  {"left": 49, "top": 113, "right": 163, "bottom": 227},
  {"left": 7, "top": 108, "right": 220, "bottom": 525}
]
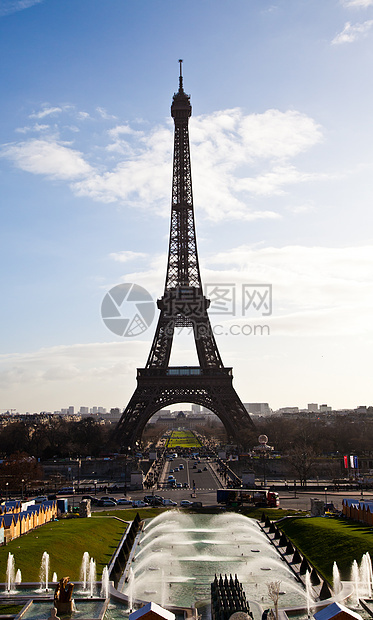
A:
[
  {"left": 1, "top": 413, "right": 372, "bottom": 461},
  {"left": 0, "top": 417, "right": 110, "bottom": 460}
]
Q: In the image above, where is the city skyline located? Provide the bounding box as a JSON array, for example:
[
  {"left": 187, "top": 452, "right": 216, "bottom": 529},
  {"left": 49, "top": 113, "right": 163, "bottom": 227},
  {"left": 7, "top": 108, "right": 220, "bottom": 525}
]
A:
[{"left": 1, "top": 0, "right": 373, "bottom": 412}]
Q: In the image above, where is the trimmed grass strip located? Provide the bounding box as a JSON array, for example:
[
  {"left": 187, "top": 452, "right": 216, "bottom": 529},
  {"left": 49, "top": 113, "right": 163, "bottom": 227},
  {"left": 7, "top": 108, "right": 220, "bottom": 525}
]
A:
[{"left": 279, "top": 516, "right": 373, "bottom": 583}]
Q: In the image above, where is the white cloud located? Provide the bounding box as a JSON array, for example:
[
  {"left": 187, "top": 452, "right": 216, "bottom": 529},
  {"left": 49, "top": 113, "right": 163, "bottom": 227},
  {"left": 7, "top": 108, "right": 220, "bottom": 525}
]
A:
[
  {"left": 205, "top": 245, "right": 373, "bottom": 320},
  {"left": 96, "top": 107, "right": 117, "bottom": 121},
  {"left": 29, "top": 106, "right": 63, "bottom": 119},
  {"left": 342, "top": 0, "right": 373, "bottom": 7},
  {"left": 15, "top": 124, "right": 49, "bottom": 134},
  {"left": 332, "top": 20, "right": 373, "bottom": 44},
  {"left": 109, "top": 250, "right": 148, "bottom": 262},
  {"left": 0, "top": 0, "right": 43, "bottom": 17},
  {"left": 0, "top": 342, "right": 150, "bottom": 412},
  {"left": 1, "top": 139, "right": 93, "bottom": 180},
  {"left": 1, "top": 106, "right": 324, "bottom": 222}
]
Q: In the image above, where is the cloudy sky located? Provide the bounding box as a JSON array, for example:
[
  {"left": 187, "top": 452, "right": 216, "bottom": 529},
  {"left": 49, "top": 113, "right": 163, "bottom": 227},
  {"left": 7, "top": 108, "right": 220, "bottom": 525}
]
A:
[{"left": 1, "top": 0, "right": 373, "bottom": 414}]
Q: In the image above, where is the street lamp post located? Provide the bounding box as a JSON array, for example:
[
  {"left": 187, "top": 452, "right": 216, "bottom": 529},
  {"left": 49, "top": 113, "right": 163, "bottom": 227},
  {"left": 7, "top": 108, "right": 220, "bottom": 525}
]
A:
[
  {"left": 124, "top": 446, "right": 131, "bottom": 496},
  {"left": 21, "top": 479, "right": 24, "bottom": 500},
  {"left": 324, "top": 486, "right": 328, "bottom": 507},
  {"left": 6, "top": 482, "right": 8, "bottom": 501},
  {"left": 258, "top": 435, "right": 270, "bottom": 487}
]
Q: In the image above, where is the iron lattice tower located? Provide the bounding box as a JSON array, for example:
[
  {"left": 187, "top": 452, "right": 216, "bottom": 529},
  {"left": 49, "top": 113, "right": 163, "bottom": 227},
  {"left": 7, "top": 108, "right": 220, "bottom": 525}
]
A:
[{"left": 115, "top": 61, "right": 255, "bottom": 447}]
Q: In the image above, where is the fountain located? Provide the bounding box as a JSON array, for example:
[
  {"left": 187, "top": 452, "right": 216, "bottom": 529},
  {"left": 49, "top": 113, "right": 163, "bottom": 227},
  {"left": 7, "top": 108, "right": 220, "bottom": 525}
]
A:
[
  {"left": 88, "top": 557, "right": 96, "bottom": 598},
  {"left": 100, "top": 566, "right": 109, "bottom": 599},
  {"left": 80, "top": 552, "right": 90, "bottom": 590},
  {"left": 305, "top": 570, "right": 314, "bottom": 617},
  {"left": 6, "top": 552, "right": 15, "bottom": 593},
  {"left": 332, "top": 562, "right": 341, "bottom": 597},
  {"left": 15, "top": 569, "right": 22, "bottom": 585},
  {"left": 121, "top": 512, "right": 309, "bottom": 611},
  {"left": 52, "top": 572, "right": 58, "bottom": 583},
  {"left": 127, "top": 567, "right": 135, "bottom": 612},
  {"left": 40, "top": 551, "right": 50, "bottom": 591},
  {"left": 351, "top": 560, "right": 360, "bottom": 607},
  {"left": 360, "top": 552, "right": 372, "bottom": 598}
]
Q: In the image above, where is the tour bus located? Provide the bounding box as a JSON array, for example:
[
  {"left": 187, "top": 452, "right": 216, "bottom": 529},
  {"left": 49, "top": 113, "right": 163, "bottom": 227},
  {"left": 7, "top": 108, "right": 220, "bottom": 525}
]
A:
[{"left": 217, "top": 488, "right": 280, "bottom": 508}]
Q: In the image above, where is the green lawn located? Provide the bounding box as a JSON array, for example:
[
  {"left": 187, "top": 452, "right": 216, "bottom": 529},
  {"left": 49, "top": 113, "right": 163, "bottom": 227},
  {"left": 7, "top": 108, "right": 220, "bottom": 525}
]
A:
[
  {"left": 0, "top": 515, "right": 127, "bottom": 582},
  {"left": 167, "top": 430, "right": 202, "bottom": 448},
  {"left": 279, "top": 516, "right": 373, "bottom": 582},
  {"left": 0, "top": 604, "right": 24, "bottom": 614}
]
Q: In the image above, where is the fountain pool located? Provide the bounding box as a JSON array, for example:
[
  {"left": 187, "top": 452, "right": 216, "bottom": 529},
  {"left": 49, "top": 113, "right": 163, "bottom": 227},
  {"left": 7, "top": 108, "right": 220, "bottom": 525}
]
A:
[{"left": 120, "top": 512, "right": 308, "bottom": 611}]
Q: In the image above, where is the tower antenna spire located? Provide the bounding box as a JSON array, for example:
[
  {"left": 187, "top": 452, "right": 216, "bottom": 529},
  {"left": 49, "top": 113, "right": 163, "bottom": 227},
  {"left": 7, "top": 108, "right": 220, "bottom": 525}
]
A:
[{"left": 178, "top": 58, "right": 183, "bottom": 91}]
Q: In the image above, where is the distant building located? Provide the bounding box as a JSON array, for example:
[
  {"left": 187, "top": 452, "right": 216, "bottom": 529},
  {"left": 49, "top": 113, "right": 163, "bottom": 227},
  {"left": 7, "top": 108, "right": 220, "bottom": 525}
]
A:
[
  {"left": 278, "top": 407, "right": 299, "bottom": 415},
  {"left": 244, "top": 403, "right": 271, "bottom": 415},
  {"left": 320, "top": 404, "right": 332, "bottom": 412},
  {"left": 308, "top": 403, "right": 319, "bottom": 412}
]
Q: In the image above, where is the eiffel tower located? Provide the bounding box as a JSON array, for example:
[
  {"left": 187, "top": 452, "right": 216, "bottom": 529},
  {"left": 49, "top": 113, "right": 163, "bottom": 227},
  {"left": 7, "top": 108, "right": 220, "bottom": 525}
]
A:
[{"left": 115, "top": 61, "right": 255, "bottom": 448}]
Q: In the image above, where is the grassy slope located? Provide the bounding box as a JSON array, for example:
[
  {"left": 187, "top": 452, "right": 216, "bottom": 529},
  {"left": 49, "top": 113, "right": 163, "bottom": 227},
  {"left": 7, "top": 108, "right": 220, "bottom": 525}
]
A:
[
  {"left": 167, "top": 430, "right": 202, "bottom": 449},
  {"left": 0, "top": 515, "right": 127, "bottom": 582},
  {"left": 279, "top": 516, "right": 373, "bottom": 583}
]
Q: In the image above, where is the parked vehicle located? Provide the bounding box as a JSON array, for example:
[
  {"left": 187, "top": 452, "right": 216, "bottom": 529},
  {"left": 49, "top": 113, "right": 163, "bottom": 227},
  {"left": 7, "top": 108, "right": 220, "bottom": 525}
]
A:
[
  {"left": 162, "top": 498, "right": 177, "bottom": 506},
  {"left": 100, "top": 496, "right": 117, "bottom": 503},
  {"left": 97, "top": 499, "right": 117, "bottom": 506},
  {"left": 144, "top": 495, "right": 163, "bottom": 506},
  {"left": 132, "top": 500, "right": 149, "bottom": 507},
  {"left": 34, "top": 496, "right": 48, "bottom": 503},
  {"left": 116, "top": 498, "right": 132, "bottom": 505},
  {"left": 180, "top": 499, "right": 193, "bottom": 507}
]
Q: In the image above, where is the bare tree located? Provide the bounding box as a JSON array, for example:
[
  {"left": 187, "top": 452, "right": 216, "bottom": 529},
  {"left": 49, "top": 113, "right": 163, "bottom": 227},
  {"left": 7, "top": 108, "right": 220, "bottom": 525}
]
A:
[
  {"left": 286, "top": 445, "right": 318, "bottom": 487},
  {"left": 267, "top": 581, "right": 281, "bottom": 620}
]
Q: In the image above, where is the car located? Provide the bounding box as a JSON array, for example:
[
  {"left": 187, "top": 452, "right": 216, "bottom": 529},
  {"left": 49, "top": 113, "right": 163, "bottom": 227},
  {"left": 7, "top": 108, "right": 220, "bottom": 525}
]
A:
[
  {"left": 34, "top": 496, "right": 48, "bottom": 503},
  {"left": 170, "top": 469, "right": 174, "bottom": 473},
  {"left": 176, "top": 483, "right": 182, "bottom": 488},
  {"left": 162, "top": 499, "right": 177, "bottom": 506},
  {"left": 132, "top": 500, "right": 149, "bottom": 507},
  {"left": 144, "top": 495, "right": 163, "bottom": 506},
  {"left": 82, "top": 494, "right": 99, "bottom": 505},
  {"left": 197, "top": 469, "right": 202, "bottom": 473},
  {"left": 180, "top": 500, "right": 193, "bottom": 507},
  {"left": 183, "top": 482, "right": 189, "bottom": 488},
  {"left": 203, "top": 466, "right": 208, "bottom": 471},
  {"left": 97, "top": 499, "right": 117, "bottom": 506},
  {"left": 116, "top": 498, "right": 132, "bottom": 505},
  {"left": 100, "top": 496, "right": 117, "bottom": 503},
  {"left": 179, "top": 464, "right": 184, "bottom": 470},
  {"left": 192, "top": 464, "right": 197, "bottom": 469},
  {"left": 174, "top": 467, "right": 179, "bottom": 472}
]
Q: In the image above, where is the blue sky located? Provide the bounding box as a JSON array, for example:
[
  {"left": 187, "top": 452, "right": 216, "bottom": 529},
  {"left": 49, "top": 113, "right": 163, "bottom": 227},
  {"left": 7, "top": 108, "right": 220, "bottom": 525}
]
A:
[{"left": 1, "top": 0, "right": 373, "bottom": 414}]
